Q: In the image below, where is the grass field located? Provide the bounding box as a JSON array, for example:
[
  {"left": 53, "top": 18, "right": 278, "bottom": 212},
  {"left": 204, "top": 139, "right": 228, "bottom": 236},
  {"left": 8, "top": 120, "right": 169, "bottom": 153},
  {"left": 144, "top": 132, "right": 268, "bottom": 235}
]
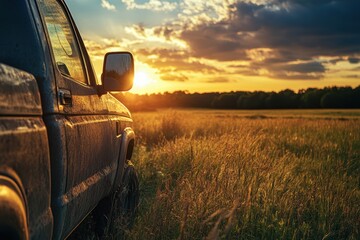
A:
[{"left": 124, "top": 109, "right": 360, "bottom": 240}]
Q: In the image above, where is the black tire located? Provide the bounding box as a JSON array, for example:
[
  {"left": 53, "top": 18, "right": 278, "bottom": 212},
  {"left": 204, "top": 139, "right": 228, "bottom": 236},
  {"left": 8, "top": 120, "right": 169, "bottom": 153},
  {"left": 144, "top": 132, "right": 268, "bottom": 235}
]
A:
[
  {"left": 94, "top": 161, "right": 139, "bottom": 238},
  {"left": 114, "top": 162, "right": 140, "bottom": 229}
]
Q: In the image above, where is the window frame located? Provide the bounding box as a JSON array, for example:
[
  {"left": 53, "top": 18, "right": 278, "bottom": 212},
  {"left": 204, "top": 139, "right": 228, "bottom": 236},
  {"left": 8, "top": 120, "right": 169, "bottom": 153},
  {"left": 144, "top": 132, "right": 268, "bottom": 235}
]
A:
[{"left": 36, "top": 0, "right": 90, "bottom": 86}]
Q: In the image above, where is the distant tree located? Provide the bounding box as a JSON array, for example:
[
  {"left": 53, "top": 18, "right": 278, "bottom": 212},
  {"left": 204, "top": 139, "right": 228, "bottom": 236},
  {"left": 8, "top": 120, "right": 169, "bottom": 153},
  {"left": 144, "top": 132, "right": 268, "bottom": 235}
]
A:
[
  {"left": 265, "top": 92, "right": 283, "bottom": 109},
  {"left": 300, "top": 88, "right": 326, "bottom": 108},
  {"left": 321, "top": 87, "right": 353, "bottom": 108},
  {"left": 278, "top": 89, "right": 299, "bottom": 108},
  {"left": 189, "top": 93, "right": 219, "bottom": 108},
  {"left": 212, "top": 93, "right": 238, "bottom": 109},
  {"left": 237, "top": 91, "right": 268, "bottom": 109},
  {"left": 352, "top": 86, "right": 360, "bottom": 108},
  {"left": 321, "top": 92, "right": 339, "bottom": 108},
  {"left": 113, "top": 85, "right": 360, "bottom": 111}
]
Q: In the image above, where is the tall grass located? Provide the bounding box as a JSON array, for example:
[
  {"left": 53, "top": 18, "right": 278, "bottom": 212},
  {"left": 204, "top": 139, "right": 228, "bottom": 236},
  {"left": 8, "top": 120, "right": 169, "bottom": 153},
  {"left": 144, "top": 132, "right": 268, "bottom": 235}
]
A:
[{"left": 129, "top": 110, "right": 360, "bottom": 240}]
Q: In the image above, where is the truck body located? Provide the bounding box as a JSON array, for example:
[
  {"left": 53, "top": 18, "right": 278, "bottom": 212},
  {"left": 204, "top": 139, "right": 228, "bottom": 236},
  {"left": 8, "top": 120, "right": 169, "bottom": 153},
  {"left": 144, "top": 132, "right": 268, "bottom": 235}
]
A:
[{"left": 0, "top": 0, "right": 136, "bottom": 239}]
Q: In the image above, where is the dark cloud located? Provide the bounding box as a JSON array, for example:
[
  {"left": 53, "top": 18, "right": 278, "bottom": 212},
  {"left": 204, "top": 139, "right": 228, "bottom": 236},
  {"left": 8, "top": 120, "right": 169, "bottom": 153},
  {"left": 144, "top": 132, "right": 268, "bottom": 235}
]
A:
[
  {"left": 271, "top": 73, "right": 322, "bottom": 80},
  {"left": 273, "top": 0, "right": 346, "bottom": 7},
  {"left": 328, "top": 57, "right": 345, "bottom": 65},
  {"left": 229, "top": 64, "right": 246, "bottom": 67},
  {"left": 348, "top": 57, "right": 359, "bottom": 64},
  {"left": 235, "top": 69, "right": 259, "bottom": 76},
  {"left": 180, "top": 25, "right": 250, "bottom": 61},
  {"left": 205, "top": 77, "right": 232, "bottom": 83},
  {"left": 233, "top": 61, "right": 326, "bottom": 80},
  {"left": 133, "top": 24, "right": 146, "bottom": 36},
  {"left": 178, "top": 0, "right": 360, "bottom": 79},
  {"left": 153, "top": 26, "right": 175, "bottom": 40},
  {"left": 275, "top": 62, "right": 326, "bottom": 74},
  {"left": 253, "top": 1, "right": 360, "bottom": 55}
]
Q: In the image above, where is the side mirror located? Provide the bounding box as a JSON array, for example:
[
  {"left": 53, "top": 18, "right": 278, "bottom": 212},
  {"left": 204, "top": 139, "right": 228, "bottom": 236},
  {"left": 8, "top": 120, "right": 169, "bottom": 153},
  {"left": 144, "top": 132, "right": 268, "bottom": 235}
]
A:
[{"left": 102, "top": 52, "right": 134, "bottom": 91}]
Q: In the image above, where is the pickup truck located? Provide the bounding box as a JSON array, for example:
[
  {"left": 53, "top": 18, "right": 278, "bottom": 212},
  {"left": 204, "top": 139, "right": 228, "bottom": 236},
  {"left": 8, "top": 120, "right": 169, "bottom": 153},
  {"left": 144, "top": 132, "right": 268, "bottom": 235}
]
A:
[{"left": 0, "top": 0, "right": 139, "bottom": 239}]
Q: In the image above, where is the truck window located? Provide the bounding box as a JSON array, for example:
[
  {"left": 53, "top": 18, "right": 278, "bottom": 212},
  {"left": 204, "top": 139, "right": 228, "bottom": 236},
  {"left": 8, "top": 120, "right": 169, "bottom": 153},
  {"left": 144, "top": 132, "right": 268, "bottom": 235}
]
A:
[{"left": 38, "top": 0, "right": 87, "bottom": 84}]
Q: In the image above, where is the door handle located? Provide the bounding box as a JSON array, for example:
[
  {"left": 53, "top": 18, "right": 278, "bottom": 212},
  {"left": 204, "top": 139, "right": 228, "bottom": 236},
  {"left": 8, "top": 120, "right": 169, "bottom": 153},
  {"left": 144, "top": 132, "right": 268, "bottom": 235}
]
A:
[
  {"left": 116, "top": 121, "right": 122, "bottom": 137},
  {"left": 59, "top": 89, "right": 72, "bottom": 106}
]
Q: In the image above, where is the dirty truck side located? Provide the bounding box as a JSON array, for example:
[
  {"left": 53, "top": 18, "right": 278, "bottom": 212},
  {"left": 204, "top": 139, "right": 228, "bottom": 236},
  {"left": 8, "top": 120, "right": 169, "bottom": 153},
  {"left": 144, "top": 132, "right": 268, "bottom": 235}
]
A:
[{"left": 0, "top": 0, "right": 139, "bottom": 239}]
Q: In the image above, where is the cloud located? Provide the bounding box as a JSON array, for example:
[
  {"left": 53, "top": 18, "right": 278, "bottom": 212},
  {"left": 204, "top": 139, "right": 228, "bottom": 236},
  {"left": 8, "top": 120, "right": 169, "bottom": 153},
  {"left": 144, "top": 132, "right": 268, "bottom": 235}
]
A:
[
  {"left": 160, "top": 73, "right": 189, "bottom": 82},
  {"left": 124, "top": 24, "right": 187, "bottom": 48},
  {"left": 83, "top": 38, "right": 126, "bottom": 59},
  {"left": 88, "top": 0, "right": 360, "bottom": 82},
  {"left": 178, "top": 0, "right": 231, "bottom": 25},
  {"left": 101, "top": 0, "right": 116, "bottom": 11},
  {"left": 181, "top": 0, "right": 360, "bottom": 61},
  {"left": 233, "top": 60, "right": 326, "bottom": 80},
  {"left": 276, "top": 62, "right": 326, "bottom": 74},
  {"left": 153, "top": 26, "right": 175, "bottom": 40},
  {"left": 343, "top": 74, "right": 359, "bottom": 78},
  {"left": 205, "top": 77, "right": 233, "bottom": 83},
  {"left": 135, "top": 48, "right": 220, "bottom": 81},
  {"left": 174, "top": 0, "right": 360, "bottom": 79},
  {"left": 348, "top": 57, "right": 360, "bottom": 64},
  {"left": 121, "top": 0, "right": 177, "bottom": 11},
  {"left": 132, "top": 47, "right": 225, "bottom": 82}
]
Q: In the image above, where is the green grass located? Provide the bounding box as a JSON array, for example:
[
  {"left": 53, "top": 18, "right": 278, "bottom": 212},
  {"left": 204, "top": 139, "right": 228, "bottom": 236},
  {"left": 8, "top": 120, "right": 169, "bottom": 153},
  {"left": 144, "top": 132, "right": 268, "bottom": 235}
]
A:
[{"left": 127, "top": 109, "right": 360, "bottom": 240}]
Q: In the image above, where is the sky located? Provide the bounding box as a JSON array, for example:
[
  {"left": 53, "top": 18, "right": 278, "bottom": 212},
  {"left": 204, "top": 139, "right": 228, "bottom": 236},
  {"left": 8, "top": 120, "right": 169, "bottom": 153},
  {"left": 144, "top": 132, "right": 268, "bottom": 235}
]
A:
[{"left": 65, "top": 0, "right": 360, "bottom": 94}]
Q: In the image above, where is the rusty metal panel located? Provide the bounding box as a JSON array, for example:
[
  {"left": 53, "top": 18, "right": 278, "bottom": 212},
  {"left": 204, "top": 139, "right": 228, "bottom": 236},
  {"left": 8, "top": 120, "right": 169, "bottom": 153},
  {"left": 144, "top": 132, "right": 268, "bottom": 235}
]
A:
[{"left": 0, "top": 64, "right": 42, "bottom": 116}]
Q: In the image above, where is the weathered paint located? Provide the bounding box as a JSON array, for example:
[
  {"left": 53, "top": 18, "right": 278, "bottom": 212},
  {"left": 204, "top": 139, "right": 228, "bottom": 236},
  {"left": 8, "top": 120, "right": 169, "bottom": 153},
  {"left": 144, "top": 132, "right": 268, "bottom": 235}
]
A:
[
  {"left": 105, "top": 93, "right": 132, "bottom": 118},
  {"left": 60, "top": 115, "right": 118, "bottom": 238},
  {"left": 0, "top": 64, "right": 42, "bottom": 116},
  {"left": 0, "top": 117, "right": 53, "bottom": 239}
]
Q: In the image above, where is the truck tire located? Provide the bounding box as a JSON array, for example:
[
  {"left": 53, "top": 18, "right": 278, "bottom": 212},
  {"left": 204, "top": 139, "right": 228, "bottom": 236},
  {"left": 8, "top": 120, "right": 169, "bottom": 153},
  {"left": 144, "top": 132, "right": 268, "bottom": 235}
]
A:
[
  {"left": 94, "top": 161, "right": 139, "bottom": 238},
  {"left": 116, "top": 162, "right": 140, "bottom": 228}
]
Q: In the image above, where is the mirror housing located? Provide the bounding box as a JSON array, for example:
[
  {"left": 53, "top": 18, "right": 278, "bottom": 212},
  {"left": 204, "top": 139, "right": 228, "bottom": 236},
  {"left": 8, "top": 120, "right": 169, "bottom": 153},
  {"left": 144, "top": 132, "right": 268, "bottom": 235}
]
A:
[{"left": 101, "top": 52, "right": 134, "bottom": 91}]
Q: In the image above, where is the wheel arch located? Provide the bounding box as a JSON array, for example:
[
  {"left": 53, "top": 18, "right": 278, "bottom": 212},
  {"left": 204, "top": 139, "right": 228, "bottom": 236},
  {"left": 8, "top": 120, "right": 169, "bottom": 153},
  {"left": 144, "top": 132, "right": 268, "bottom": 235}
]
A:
[
  {"left": 122, "top": 127, "right": 135, "bottom": 162},
  {"left": 0, "top": 174, "right": 29, "bottom": 240},
  {"left": 112, "top": 127, "right": 135, "bottom": 191},
  {"left": 126, "top": 138, "right": 135, "bottom": 160}
]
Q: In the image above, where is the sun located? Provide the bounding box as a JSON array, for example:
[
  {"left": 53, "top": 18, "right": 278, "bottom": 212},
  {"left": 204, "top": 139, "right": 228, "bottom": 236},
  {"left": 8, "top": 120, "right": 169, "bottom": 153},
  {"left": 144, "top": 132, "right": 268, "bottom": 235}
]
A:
[{"left": 134, "top": 71, "right": 151, "bottom": 88}]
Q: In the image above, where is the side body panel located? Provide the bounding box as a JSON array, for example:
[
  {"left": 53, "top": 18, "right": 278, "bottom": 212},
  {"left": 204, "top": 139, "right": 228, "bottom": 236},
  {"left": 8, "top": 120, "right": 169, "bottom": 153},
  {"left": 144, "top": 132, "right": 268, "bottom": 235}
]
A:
[{"left": 0, "top": 65, "right": 53, "bottom": 239}]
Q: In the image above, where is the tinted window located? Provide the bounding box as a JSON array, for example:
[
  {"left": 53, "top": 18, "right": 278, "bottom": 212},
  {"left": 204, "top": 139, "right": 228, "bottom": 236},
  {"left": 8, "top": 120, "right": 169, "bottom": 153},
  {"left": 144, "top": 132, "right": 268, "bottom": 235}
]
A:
[{"left": 38, "top": 0, "right": 87, "bottom": 84}]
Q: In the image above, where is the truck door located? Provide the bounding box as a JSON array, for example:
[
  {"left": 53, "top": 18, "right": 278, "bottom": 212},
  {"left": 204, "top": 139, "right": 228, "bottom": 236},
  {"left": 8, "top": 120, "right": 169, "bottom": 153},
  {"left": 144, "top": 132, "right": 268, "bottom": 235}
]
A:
[{"left": 37, "top": 0, "right": 120, "bottom": 238}]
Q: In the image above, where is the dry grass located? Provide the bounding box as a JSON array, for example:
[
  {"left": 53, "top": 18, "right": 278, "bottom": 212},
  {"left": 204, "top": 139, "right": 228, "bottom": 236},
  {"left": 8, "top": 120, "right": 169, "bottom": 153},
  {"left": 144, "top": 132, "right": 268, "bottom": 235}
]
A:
[{"left": 127, "top": 110, "right": 360, "bottom": 240}]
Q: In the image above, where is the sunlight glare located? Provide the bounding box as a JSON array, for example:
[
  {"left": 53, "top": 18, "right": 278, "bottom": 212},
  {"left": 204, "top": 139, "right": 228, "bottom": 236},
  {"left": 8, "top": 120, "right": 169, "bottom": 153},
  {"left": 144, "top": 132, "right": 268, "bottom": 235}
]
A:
[{"left": 134, "top": 71, "right": 151, "bottom": 88}]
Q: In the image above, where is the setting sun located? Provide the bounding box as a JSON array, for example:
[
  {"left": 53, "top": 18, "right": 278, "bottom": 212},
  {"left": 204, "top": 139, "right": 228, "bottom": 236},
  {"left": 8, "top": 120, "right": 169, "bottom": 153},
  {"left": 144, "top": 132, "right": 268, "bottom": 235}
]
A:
[{"left": 134, "top": 71, "right": 151, "bottom": 88}]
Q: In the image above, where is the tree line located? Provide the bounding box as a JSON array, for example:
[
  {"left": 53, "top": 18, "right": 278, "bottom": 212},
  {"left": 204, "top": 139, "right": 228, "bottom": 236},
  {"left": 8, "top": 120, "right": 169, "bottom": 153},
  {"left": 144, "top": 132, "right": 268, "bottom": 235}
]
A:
[{"left": 113, "top": 86, "right": 360, "bottom": 111}]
